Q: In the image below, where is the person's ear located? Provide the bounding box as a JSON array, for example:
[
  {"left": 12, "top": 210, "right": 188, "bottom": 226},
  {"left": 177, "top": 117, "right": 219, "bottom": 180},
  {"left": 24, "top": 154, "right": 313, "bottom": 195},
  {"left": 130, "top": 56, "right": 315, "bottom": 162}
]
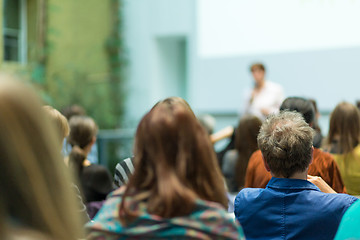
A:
[
  {"left": 262, "top": 153, "right": 271, "bottom": 172},
  {"left": 309, "top": 146, "right": 314, "bottom": 165}
]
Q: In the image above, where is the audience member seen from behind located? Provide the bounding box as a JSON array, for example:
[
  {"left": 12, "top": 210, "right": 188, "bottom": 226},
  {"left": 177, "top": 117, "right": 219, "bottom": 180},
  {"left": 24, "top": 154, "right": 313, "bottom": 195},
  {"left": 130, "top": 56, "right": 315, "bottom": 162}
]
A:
[
  {"left": 235, "top": 111, "right": 357, "bottom": 240},
  {"left": 67, "top": 116, "right": 114, "bottom": 219},
  {"left": 243, "top": 63, "right": 284, "bottom": 120},
  {"left": 245, "top": 97, "right": 346, "bottom": 193},
  {"left": 0, "top": 76, "right": 83, "bottom": 239},
  {"left": 222, "top": 115, "right": 262, "bottom": 193},
  {"left": 43, "top": 105, "right": 70, "bottom": 147},
  {"left": 87, "top": 97, "right": 245, "bottom": 239},
  {"left": 61, "top": 104, "right": 99, "bottom": 164},
  {"left": 43, "top": 105, "right": 90, "bottom": 222},
  {"left": 323, "top": 102, "right": 360, "bottom": 195}
]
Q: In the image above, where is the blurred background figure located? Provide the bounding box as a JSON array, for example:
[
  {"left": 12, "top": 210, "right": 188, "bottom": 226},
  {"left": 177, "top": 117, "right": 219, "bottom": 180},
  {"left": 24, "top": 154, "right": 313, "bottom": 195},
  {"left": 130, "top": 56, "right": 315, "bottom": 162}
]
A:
[
  {"left": 43, "top": 105, "right": 90, "bottom": 222},
  {"left": 243, "top": 63, "right": 284, "bottom": 120},
  {"left": 87, "top": 97, "right": 245, "bottom": 239},
  {"left": 62, "top": 105, "right": 99, "bottom": 164},
  {"left": 222, "top": 115, "right": 262, "bottom": 193},
  {"left": 309, "top": 99, "right": 323, "bottom": 148},
  {"left": 43, "top": 105, "right": 70, "bottom": 148},
  {"left": 323, "top": 102, "right": 360, "bottom": 195},
  {"left": 67, "top": 116, "right": 114, "bottom": 219},
  {"left": 197, "top": 114, "right": 216, "bottom": 135},
  {"left": 0, "top": 75, "right": 83, "bottom": 239}
]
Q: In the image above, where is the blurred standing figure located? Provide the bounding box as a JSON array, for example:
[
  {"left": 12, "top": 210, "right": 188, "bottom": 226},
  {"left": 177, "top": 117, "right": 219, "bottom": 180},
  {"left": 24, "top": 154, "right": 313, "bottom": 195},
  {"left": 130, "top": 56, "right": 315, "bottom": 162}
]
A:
[
  {"left": 243, "top": 63, "right": 284, "bottom": 120},
  {"left": 323, "top": 102, "right": 360, "bottom": 195},
  {"left": 0, "top": 75, "right": 83, "bottom": 239}
]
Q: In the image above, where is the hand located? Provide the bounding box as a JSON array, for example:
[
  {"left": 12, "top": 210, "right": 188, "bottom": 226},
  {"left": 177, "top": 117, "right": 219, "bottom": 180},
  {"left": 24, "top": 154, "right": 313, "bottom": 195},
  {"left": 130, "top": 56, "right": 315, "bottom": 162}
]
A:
[
  {"left": 307, "top": 175, "right": 337, "bottom": 193},
  {"left": 260, "top": 108, "right": 270, "bottom": 116}
]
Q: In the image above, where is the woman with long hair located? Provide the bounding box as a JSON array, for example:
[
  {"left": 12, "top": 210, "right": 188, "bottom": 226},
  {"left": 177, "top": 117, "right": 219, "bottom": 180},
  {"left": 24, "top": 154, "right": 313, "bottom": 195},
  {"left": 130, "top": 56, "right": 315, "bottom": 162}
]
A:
[
  {"left": 323, "top": 102, "right": 360, "bottom": 195},
  {"left": 222, "top": 115, "right": 262, "bottom": 192},
  {"left": 0, "top": 75, "right": 83, "bottom": 239},
  {"left": 87, "top": 97, "right": 244, "bottom": 239},
  {"left": 67, "top": 115, "right": 114, "bottom": 218}
]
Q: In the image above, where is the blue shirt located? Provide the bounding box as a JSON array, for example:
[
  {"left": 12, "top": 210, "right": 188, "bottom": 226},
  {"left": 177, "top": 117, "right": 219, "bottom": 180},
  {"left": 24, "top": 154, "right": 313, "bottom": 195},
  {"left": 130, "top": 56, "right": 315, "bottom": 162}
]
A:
[{"left": 235, "top": 177, "right": 358, "bottom": 240}]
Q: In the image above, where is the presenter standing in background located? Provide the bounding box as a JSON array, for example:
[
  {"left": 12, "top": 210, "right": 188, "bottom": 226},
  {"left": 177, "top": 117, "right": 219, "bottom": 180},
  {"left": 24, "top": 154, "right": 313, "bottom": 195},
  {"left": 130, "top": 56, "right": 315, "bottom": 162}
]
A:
[{"left": 243, "top": 63, "right": 284, "bottom": 120}]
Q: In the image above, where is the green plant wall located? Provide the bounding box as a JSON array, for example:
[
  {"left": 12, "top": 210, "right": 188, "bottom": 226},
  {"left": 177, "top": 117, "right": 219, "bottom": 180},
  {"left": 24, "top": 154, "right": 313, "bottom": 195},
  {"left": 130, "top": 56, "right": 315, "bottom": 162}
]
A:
[{"left": 41, "top": 0, "right": 125, "bottom": 129}]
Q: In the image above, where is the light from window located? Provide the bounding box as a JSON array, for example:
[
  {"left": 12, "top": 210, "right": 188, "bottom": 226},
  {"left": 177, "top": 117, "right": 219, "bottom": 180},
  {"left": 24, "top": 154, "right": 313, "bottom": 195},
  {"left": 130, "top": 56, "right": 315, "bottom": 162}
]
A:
[{"left": 3, "top": 0, "right": 27, "bottom": 63}]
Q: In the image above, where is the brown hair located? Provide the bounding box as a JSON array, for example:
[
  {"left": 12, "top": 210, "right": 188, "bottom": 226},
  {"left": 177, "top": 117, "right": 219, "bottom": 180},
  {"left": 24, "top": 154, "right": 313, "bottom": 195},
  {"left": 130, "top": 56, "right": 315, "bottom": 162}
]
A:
[
  {"left": 119, "top": 97, "right": 227, "bottom": 224},
  {"left": 61, "top": 104, "right": 86, "bottom": 120},
  {"left": 325, "top": 102, "right": 360, "bottom": 154},
  {"left": 67, "top": 116, "right": 98, "bottom": 179},
  {"left": 0, "top": 75, "right": 83, "bottom": 239},
  {"left": 250, "top": 63, "right": 265, "bottom": 72},
  {"left": 43, "top": 105, "right": 69, "bottom": 144},
  {"left": 258, "top": 111, "right": 314, "bottom": 178},
  {"left": 234, "top": 115, "right": 262, "bottom": 189}
]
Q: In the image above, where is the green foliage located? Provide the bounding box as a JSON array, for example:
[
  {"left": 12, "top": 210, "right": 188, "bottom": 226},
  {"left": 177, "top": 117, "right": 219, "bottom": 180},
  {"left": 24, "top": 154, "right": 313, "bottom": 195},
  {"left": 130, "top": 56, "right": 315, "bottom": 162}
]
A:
[{"left": 29, "top": 0, "right": 125, "bottom": 129}]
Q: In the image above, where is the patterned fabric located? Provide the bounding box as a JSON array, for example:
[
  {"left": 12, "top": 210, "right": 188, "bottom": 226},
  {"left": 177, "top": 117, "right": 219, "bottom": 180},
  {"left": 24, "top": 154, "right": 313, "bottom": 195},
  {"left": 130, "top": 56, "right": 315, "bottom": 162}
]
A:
[
  {"left": 86, "top": 188, "right": 245, "bottom": 240},
  {"left": 114, "top": 158, "right": 134, "bottom": 187},
  {"left": 245, "top": 148, "right": 346, "bottom": 193}
]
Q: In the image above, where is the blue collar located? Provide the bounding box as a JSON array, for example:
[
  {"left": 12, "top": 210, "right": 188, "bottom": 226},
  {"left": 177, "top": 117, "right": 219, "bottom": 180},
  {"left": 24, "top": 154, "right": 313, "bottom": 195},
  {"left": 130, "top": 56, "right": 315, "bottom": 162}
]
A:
[{"left": 267, "top": 177, "right": 320, "bottom": 191}]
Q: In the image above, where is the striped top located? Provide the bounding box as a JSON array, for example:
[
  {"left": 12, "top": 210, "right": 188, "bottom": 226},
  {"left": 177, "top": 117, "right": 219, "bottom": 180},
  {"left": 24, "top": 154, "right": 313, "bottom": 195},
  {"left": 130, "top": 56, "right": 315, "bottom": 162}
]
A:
[{"left": 114, "top": 157, "right": 134, "bottom": 187}]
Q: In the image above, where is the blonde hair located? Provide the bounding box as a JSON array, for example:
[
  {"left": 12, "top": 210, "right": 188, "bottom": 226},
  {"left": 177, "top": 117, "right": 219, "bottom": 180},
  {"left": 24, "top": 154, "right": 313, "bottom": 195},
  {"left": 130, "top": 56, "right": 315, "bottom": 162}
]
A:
[
  {"left": 43, "top": 105, "right": 70, "bottom": 143},
  {"left": 0, "top": 75, "right": 83, "bottom": 239}
]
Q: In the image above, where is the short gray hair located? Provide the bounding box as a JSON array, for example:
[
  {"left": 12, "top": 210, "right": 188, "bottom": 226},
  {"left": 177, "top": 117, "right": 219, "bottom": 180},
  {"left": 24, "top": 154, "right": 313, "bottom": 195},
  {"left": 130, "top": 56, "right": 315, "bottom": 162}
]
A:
[{"left": 257, "top": 111, "right": 315, "bottom": 178}]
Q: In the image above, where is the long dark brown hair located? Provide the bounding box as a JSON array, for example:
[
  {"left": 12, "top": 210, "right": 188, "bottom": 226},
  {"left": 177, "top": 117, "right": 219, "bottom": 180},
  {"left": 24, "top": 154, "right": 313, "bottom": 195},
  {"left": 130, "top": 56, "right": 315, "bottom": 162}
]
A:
[
  {"left": 234, "top": 115, "right": 262, "bottom": 190},
  {"left": 325, "top": 102, "right": 360, "bottom": 154},
  {"left": 67, "top": 116, "right": 98, "bottom": 178},
  {"left": 119, "top": 97, "right": 227, "bottom": 224}
]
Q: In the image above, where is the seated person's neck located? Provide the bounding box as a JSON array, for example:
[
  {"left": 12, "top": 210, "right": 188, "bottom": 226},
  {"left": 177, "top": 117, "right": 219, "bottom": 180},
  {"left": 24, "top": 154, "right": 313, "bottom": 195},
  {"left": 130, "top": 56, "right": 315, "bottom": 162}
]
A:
[{"left": 271, "top": 171, "right": 308, "bottom": 180}]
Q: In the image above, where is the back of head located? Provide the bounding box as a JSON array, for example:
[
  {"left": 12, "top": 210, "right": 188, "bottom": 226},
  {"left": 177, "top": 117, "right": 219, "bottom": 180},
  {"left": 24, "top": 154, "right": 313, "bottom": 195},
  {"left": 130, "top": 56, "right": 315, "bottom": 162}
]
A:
[
  {"left": 234, "top": 115, "right": 262, "bottom": 188},
  {"left": 68, "top": 115, "right": 98, "bottom": 149},
  {"left": 235, "top": 115, "right": 262, "bottom": 154},
  {"left": 67, "top": 116, "right": 98, "bottom": 180},
  {"left": 43, "top": 105, "right": 69, "bottom": 145},
  {"left": 280, "top": 97, "right": 315, "bottom": 125},
  {"left": 258, "top": 111, "right": 315, "bottom": 178},
  {"left": 81, "top": 164, "right": 114, "bottom": 203},
  {"left": 61, "top": 104, "right": 86, "bottom": 120},
  {"left": 0, "top": 75, "right": 83, "bottom": 239},
  {"left": 121, "top": 97, "right": 227, "bottom": 222},
  {"left": 327, "top": 102, "right": 360, "bottom": 153}
]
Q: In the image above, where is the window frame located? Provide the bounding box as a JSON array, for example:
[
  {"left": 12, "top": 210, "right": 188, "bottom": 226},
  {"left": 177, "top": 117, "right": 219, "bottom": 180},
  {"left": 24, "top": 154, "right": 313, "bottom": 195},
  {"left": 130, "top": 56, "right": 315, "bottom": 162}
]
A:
[{"left": 3, "top": 0, "right": 27, "bottom": 64}]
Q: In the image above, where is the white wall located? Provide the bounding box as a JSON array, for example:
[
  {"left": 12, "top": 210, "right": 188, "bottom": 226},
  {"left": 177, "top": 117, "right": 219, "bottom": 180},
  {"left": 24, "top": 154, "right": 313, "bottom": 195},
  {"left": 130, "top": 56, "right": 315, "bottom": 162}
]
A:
[
  {"left": 123, "top": 0, "right": 360, "bottom": 131},
  {"left": 123, "top": 0, "right": 195, "bottom": 126},
  {"left": 194, "top": 0, "right": 360, "bottom": 113}
]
